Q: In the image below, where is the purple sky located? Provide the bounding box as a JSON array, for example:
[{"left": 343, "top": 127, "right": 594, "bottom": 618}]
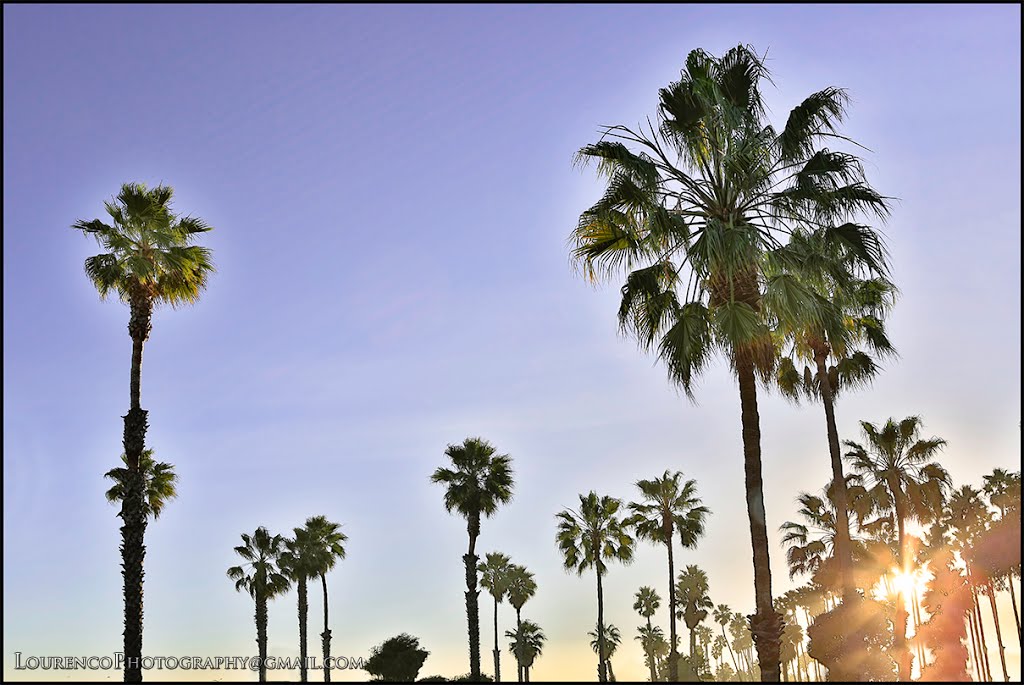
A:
[{"left": 3, "top": 4, "right": 1021, "bottom": 681}]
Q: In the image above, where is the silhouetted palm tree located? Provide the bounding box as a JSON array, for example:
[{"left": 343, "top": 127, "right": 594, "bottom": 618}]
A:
[
  {"left": 300, "top": 516, "right": 348, "bottom": 683},
  {"left": 479, "top": 552, "right": 512, "bottom": 682},
  {"left": 633, "top": 587, "right": 661, "bottom": 681},
  {"left": 227, "top": 527, "right": 291, "bottom": 682},
  {"left": 104, "top": 449, "right": 178, "bottom": 520},
  {"left": 279, "top": 522, "right": 332, "bottom": 683},
  {"left": 432, "top": 437, "right": 514, "bottom": 680},
  {"left": 983, "top": 468, "right": 1022, "bottom": 645},
  {"left": 714, "top": 604, "right": 743, "bottom": 679},
  {"left": 589, "top": 623, "right": 622, "bottom": 682},
  {"left": 556, "top": 492, "right": 634, "bottom": 682},
  {"left": 844, "top": 416, "right": 949, "bottom": 679},
  {"left": 75, "top": 182, "right": 213, "bottom": 682},
  {"left": 506, "top": 620, "right": 545, "bottom": 683},
  {"left": 570, "top": 46, "right": 888, "bottom": 679},
  {"left": 505, "top": 564, "right": 537, "bottom": 682},
  {"left": 675, "top": 565, "right": 713, "bottom": 663},
  {"left": 628, "top": 470, "right": 709, "bottom": 680}
]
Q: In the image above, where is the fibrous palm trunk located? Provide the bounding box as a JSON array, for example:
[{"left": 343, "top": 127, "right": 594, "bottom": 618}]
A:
[
  {"left": 814, "top": 351, "right": 856, "bottom": 604},
  {"left": 646, "top": 616, "right": 657, "bottom": 682},
  {"left": 986, "top": 583, "right": 1008, "bottom": 681},
  {"left": 297, "top": 576, "right": 308, "bottom": 682},
  {"left": 256, "top": 592, "right": 268, "bottom": 682},
  {"left": 1008, "top": 579, "right": 1021, "bottom": 646},
  {"left": 666, "top": 540, "right": 680, "bottom": 682},
  {"left": 122, "top": 296, "right": 152, "bottom": 683},
  {"left": 465, "top": 516, "right": 482, "bottom": 680},
  {"left": 321, "top": 573, "right": 332, "bottom": 682},
  {"left": 596, "top": 568, "right": 608, "bottom": 683},
  {"left": 493, "top": 595, "right": 501, "bottom": 682},
  {"left": 515, "top": 608, "right": 523, "bottom": 683},
  {"left": 722, "top": 623, "right": 741, "bottom": 681},
  {"left": 736, "top": 355, "right": 783, "bottom": 682}
]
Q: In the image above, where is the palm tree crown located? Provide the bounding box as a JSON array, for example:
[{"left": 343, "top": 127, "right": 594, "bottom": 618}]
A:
[
  {"left": 634, "top": 586, "right": 661, "bottom": 619},
  {"left": 227, "top": 527, "right": 291, "bottom": 599},
  {"left": 431, "top": 437, "right": 514, "bottom": 539},
  {"left": 104, "top": 449, "right": 178, "bottom": 519}
]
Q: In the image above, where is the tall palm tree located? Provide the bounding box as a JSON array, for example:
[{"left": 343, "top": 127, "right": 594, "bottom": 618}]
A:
[
  {"left": 714, "top": 604, "right": 743, "bottom": 679},
  {"left": 844, "top": 416, "right": 949, "bottom": 680},
  {"left": 730, "top": 611, "right": 755, "bottom": 676},
  {"left": 75, "top": 182, "right": 213, "bottom": 682},
  {"left": 506, "top": 620, "right": 545, "bottom": 683},
  {"left": 776, "top": 261, "right": 896, "bottom": 604},
  {"left": 695, "top": 624, "right": 715, "bottom": 677},
  {"left": 556, "top": 492, "right": 634, "bottom": 682},
  {"left": 300, "top": 515, "right": 348, "bottom": 683},
  {"left": 506, "top": 564, "right": 537, "bottom": 682},
  {"left": 589, "top": 623, "right": 623, "bottom": 682},
  {"left": 278, "top": 523, "right": 328, "bottom": 683},
  {"left": 983, "top": 468, "right": 1022, "bottom": 645},
  {"left": 227, "top": 527, "right": 291, "bottom": 682},
  {"left": 104, "top": 449, "right": 178, "bottom": 520},
  {"left": 675, "top": 565, "right": 713, "bottom": 664},
  {"left": 628, "top": 470, "right": 709, "bottom": 680},
  {"left": 479, "top": 552, "right": 513, "bottom": 682},
  {"left": 432, "top": 437, "right": 515, "bottom": 680},
  {"left": 633, "top": 587, "right": 661, "bottom": 682},
  {"left": 570, "top": 46, "right": 889, "bottom": 680}
]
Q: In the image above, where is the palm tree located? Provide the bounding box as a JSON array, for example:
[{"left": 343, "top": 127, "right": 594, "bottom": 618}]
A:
[
  {"left": 556, "top": 491, "right": 634, "bottom": 682},
  {"left": 75, "top": 182, "right": 213, "bottom": 682},
  {"left": 278, "top": 522, "right": 332, "bottom": 683},
  {"left": 479, "top": 552, "right": 513, "bottom": 682},
  {"left": 104, "top": 449, "right": 178, "bottom": 520},
  {"left": 636, "top": 624, "right": 665, "bottom": 682},
  {"left": 675, "top": 565, "right": 713, "bottom": 664},
  {"left": 570, "top": 46, "right": 889, "bottom": 680},
  {"left": 589, "top": 623, "right": 623, "bottom": 682},
  {"left": 432, "top": 437, "right": 514, "bottom": 680},
  {"left": 983, "top": 469, "right": 1022, "bottom": 645},
  {"left": 299, "top": 515, "right": 348, "bottom": 683},
  {"left": 695, "top": 624, "right": 715, "bottom": 677},
  {"left": 633, "top": 587, "right": 661, "bottom": 681},
  {"left": 506, "top": 620, "right": 545, "bottom": 683},
  {"left": 714, "top": 604, "right": 743, "bottom": 679},
  {"left": 844, "top": 416, "right": 949, "bottom": 680},
  {"left": 227, "top": 527, "right": 291, "bottom": 682},
  {"left": 628, "top": 470, "right": 709, "bottom": 680},
  {"left": 730, "top": 611, "right": 755, "bottom": 676},
  {"left": 775, "top": 258, "right": 896, "bottom": 604},
  {"left": 505, "top": 564, "right": 537, "bottom": 682}
]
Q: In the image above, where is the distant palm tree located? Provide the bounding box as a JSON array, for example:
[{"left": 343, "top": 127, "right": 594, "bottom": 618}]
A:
[
  {"left": 432, "top": 437, "right": 515, "bottom": 680},
  {"left": 714, "top": 604, "right": 742, "bottom": 680},
  {"left": 479, "top": 552, "right": 513, "bottom": 682},
  {"left": 279, "top": 523, "right": 329, "bottom": 683},
  {"left": 297, "top": 516, "right": 347, "bottom": 683},
  {"left": 227, "top": 527, "right": 291, "bottom": 682},
  {"left": 75, "top": 182, "right": 213, "bottom": 682},
  {"left": 712, "top": 633, "right": 728, "bottom": 672},
  {"left": 675, "top": 565, "right": 713, "bottom": 663},
  {"left": 844, "top": 416, "right": 949, "bottom": 680},
  {"left": 104, "top": 449, "right": 178, "bottom": 520},
  {"left": 983, "top": 469, "right": 1022, "bottom": 645},
  {"left": 633, "top": 587, "right": 661, "bottom": 682},
  {"left": 628, "top": 470, "right": 709, "bottom": 680},
  {"left": 506, "top": 620, "right": 545, "bottom": 683},
  {"left": 695, "top": 624, "right": 715, "bottom": 677},
  {"left": 556, "top": 492, "right": 634, "bottom": 682},
  {"left": 635, "top": 624, "right": 665, "bottom": 682},
  {"left": 570, "top": 45, "right": 889, "bottom": 681},
  {"left": 589, "top": 623, "right": 622, "bottom": 682},
  {"left": 505, "top": 564, "right": 537, "bottom": 682}
]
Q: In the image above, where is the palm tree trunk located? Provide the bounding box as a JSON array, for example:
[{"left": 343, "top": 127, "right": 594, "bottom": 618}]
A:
[
  {"left": 967, "top": 599, "right": 983, "bottom": 680},
  {"left": 122, "top": 296, "right": 152, "bottom": 683},
  {"left": 465, "top": 519, "right": 481, "bottom": 680},
  {"left": 814, "top": 352, "right": 856, "bottom": 604},
  {"left": 493, "top": 595, "right": 501, "bottom": 682},
  {"left": 890, "top": 488, "right": 914, "bottom": 681},
  {"left": 607, "top": 659, "right": 616, "bottom": 682},
  {"left": 646, "top": 616, "right": 658, "bottom": 682},
  {"left": 666, "top": 540, "right": 679, "bottom": 682},
  {"left": 689, "top": 626, "right": 697, "bottom": 661},
  {"left": 986, "top": 583, "right": 1008, "bottom": 681},
  {"left": 736, "top": 356, "right": 782, "bottom": 682},
  {"left": 516, "top": 608, "right": 523, "bottom": 683},
  {"left": 256, "top": 591, "right": 268, "bottom": 682},
  {"left": 1007, "top": 578, "right": 1021, "bottom": 646},
  {"left": 972, "top": 583, "right": 992, "bottom": 681},
  {"left": 596, "top": 568, "right": 608, "bottom": 683},
  {"left": 722, "top": 624, "right": 741, "bottom": 681},
  {"left": 321, "top": 573, "right": 332, "bottom": 682},
  {"left": 297, "top": 576, "right": 308, "bottom": 682}
]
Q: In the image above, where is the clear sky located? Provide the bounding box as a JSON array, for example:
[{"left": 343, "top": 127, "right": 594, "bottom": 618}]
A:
[{"left": 3, "top": 3, "right": 1021, "bottom": 682}]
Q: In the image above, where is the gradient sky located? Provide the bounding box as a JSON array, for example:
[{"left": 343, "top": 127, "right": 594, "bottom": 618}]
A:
[{"left": 3, "top": 4, "right": 1021, "bottom": 682}]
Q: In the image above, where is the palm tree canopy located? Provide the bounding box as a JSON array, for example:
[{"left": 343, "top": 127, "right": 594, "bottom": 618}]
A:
[
  {"left": 629, "top": 470, "right": 710, "bottom": 547},
  {"left": 983, "top": 468, "right": 1021, "bottom": 518},
  {"left": 570, "top": 45, "right": 890, "bottom": 397},
  {"left": 506, "top": 620, "right": 546, "bottom": 668},
  {"left": 675, "top": 565, "right": 713, "bottom": 629},
  {"left": 73, "top": 182, "right": 214, "bottom": 307},
  {"left": 556, "top": 491, "right": 635, "bottom": 576},
  {"left": 431, "top": 437, "right": 514, "bottom": 522},
  {"left": 634, "top": 585, "right": 662, "bottom": 618},
  {"left": 844, "top": 416, "right": 951, "bottom": 521},
  {"left": 505, "top": 564, "right": 537, "bottom": 611},
  {"left": 227, "top": 526, "right": 291, "bottom": 600},
  {"left": 589, "top": 623, "right": 623, "bottom": 658},
  {"left": 479, "top": 552, "right": 513, "bottom": 603},
  {"left": 279, "top": 525, "right": 327, "bottom": 582},
  {"left": 301, "top": 515, "right": 347, "bottom": 577},
  {"left": 713, "top": 603, "right": 733, "bottom": 627},
  {"left": 104, "top": 448, "right": 178, "bottom": 519}
]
